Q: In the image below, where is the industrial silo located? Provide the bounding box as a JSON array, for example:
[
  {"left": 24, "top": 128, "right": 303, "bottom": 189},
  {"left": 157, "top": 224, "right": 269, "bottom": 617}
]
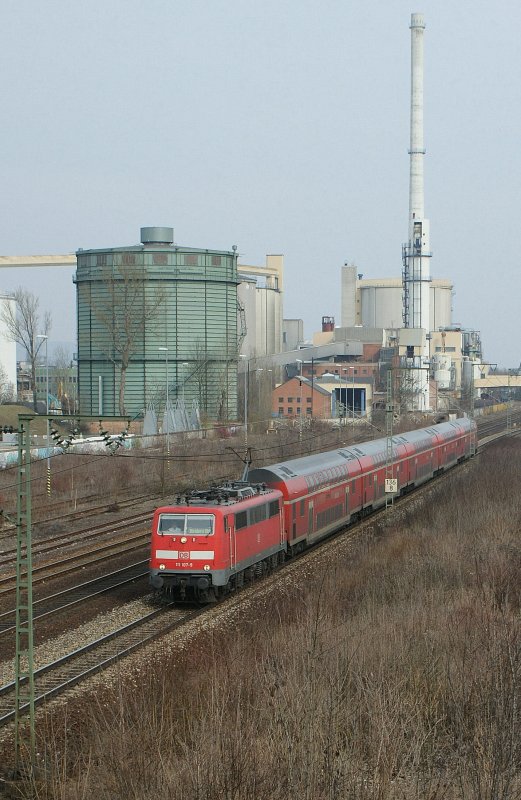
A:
[{"left": 75, "top": 227, "right": 239, "bottom": 420}]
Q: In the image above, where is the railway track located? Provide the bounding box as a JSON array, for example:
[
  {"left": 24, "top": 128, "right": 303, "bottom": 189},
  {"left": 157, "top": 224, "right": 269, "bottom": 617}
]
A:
[
  {"left": 0, "top": 560, "right": 148, "bottom": 637},
  {"left": 0, "top": 510, "right": 153, "bottom": 568},
  {"left": 27, "top": 492, "right": 157, "bottom": 530},
  {"left": 0, "top": 420, "right": 519, "bottom": 734},
  {"left": 0, "top": 532, "right": 149, "bottom": 597},
  {"left": 0, "top": 605, "right": 198, "bottom": 726},
  {"left": 0, "top": 450, "right": 475, "bottom": 731},
  {"left": 476, "top": 406, "right": 521, "bottom": 439},
  {"left": 0, "top": 492, "right": 153, "bottom": 539}
]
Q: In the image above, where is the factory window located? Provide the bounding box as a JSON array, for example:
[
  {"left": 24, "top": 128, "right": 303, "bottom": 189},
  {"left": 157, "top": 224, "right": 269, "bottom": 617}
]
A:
[
  {"left": 153, "top": 253, "right": 168, "bottom": 266},
  {"left": 211, "top": 255, "right": 221, "bottom": 266},
  {"left": 185, "top": 254, "right": 198, "bottom": 266},
  {"left": 278, "top": 407, "right": 284, "bottom": 415},
  {"left": 306, "top": 397, "right": 312, "bottom": 403},
  {"left": 288, "top": 407, "right": 293, "bottom": 414},
  {"left": 121, "top": 253, "right": 136, "bottom": 266},
  {"left": 96, "top": 254, "right": 107, "bottom": 267},
  {"left": 278, "top": 397, "right": 284, "bottom": 402},
  {"left": 287, "top": 397, "right": 293, "bottom": 402},
  {"left": 306, "top": 408, "right": 312, "bottom": 415},
  {"left": 296, "top": 407, "right": 301, "bottom": 415}
]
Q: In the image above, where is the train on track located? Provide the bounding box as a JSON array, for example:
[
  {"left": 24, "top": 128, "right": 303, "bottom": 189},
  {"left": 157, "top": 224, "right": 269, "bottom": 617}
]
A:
[{"left": 149, "top": 418, "right": 477, "bottom": 602}]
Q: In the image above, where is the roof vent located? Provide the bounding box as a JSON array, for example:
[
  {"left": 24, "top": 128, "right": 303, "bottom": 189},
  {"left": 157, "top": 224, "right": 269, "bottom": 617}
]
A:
[{"left": 140, "top": 226, "right": 174, "bottom": 245}]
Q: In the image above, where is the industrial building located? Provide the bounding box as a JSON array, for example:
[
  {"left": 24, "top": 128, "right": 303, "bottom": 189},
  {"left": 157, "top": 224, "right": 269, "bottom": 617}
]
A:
[
  {"left": 75, "top": 227, "right": 239, "bottom": 419},
  {"left": 340, "top": 268, "right": 453, "bottom": 331},
  {"left": 273, "top": 373, "right": 371, "bottom": 422},
  {"left": 238, "top": 255, "right": 283, "bottom": 358}
]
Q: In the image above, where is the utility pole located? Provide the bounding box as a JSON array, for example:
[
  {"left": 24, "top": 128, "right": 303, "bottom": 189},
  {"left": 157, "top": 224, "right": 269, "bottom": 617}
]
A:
[
  {"left": 13, "top": 413, "right": 130, "bottom": 774},
  {"left": 14, "top": 416, "right": 35, "bottom": 770}
]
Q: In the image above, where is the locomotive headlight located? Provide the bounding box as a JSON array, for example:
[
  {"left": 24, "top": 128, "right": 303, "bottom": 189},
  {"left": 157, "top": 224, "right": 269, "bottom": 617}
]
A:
[
  {"left": 159, "top": 564, "right": 166, "bottom": 570},
  {"left": 181, "top": 536, "right": 187, "bottom": 544},
  {"left": 204, "top": 564, "right": 210, "bottom": 571}
]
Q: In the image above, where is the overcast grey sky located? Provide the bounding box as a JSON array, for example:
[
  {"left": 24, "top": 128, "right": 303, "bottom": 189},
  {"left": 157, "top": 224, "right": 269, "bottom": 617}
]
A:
[{"left": 1, "top": 1, "right": 520, "bottom": 367}]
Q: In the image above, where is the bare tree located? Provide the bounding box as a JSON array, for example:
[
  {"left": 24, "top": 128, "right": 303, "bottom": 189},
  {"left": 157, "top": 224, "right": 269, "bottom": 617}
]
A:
[
  {"left": 190, "top": 340, "right": 212, "bottom": 414},
  {"left": 89, "top": 261, "right": 165, "bottom": 415},
  {"left": 53, "top": 344, "right": 76, "bottom": 414},
  {"left": 190, "top": 340, "right": 237, "bottom": 420},
  {"left": 1, "top": 288, "right": 51, "bottom": 411},
  {"left": 0, "top": 363, "right": 15, "bottom": 404}
]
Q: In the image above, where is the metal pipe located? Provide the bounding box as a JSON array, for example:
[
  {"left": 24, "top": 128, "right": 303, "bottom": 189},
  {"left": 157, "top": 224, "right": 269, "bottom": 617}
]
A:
[{"left": 158, "top": 347, "right": 170, "bottom": 457}]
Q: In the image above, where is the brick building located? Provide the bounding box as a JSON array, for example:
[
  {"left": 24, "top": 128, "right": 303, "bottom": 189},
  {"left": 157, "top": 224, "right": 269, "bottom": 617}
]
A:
[{"left": 272, "top": 376, "right": 332, "bottom": 419}]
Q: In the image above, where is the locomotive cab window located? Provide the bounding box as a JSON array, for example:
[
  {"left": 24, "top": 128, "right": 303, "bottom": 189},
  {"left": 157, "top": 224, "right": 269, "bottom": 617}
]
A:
[
  {"left": 235, "top": 511, "right": 248, "bottom": 530},
  {"left": 250, "top": 504, "right": 267, "bottom": 524},
  {"left": 158, "top": 514, "right": 185, "bottom": 534},
  {"left": 158, "top": 513, "right": 214, "bottom": 536}
]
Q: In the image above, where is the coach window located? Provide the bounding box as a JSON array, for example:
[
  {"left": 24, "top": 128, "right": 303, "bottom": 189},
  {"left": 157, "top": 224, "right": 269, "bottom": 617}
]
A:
[{"left": 300, "top": 499, "right": 305, "bottom": 516}]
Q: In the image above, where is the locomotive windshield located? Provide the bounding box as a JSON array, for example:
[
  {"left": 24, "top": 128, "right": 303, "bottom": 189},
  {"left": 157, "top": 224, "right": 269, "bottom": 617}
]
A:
[{"left": 158, "top": 513, "right": 214, "bottom": 536}]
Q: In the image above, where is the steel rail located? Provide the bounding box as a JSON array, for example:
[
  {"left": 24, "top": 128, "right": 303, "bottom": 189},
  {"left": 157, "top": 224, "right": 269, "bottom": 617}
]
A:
[
  {"left": 0, "top": 606, "right": 199, "bottom": 725},
  {"left": 0, "top": 510, "right": 153, "bottom": 568},
  {"left": 0, "top": 456, "right": 478, "bottom": 728},
  {"left": 0, "top": 533, "right": 149, "bottom": 596},
  {"left": 0, "top": 419, "right": 519, "bottom": 730},
  {"left": 0, "top": 561, "right": 149, "bottom": 637}
]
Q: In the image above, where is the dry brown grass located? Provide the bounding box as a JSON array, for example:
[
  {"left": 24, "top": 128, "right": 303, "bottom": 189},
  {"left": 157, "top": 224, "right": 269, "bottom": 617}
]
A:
[{"left": 8, "top": 440, "right": 521, "bottom": 799}]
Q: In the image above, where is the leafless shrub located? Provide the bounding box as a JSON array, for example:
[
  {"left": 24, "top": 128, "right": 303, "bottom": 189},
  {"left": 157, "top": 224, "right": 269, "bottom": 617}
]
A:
[{"left": 13, "top": 441, "right": 521, "bottom": 799}]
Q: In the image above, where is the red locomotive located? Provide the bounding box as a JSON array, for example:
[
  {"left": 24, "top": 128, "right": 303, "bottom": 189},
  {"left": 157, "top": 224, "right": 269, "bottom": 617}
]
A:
[{"left": 149, "top": 418, "right": 477, "bottom": 602}]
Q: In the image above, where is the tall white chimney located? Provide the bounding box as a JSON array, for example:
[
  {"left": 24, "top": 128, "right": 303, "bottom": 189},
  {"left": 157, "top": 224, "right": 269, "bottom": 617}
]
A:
[{"left": 402, "top": 11, "right": 431, "bottom": 411}]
